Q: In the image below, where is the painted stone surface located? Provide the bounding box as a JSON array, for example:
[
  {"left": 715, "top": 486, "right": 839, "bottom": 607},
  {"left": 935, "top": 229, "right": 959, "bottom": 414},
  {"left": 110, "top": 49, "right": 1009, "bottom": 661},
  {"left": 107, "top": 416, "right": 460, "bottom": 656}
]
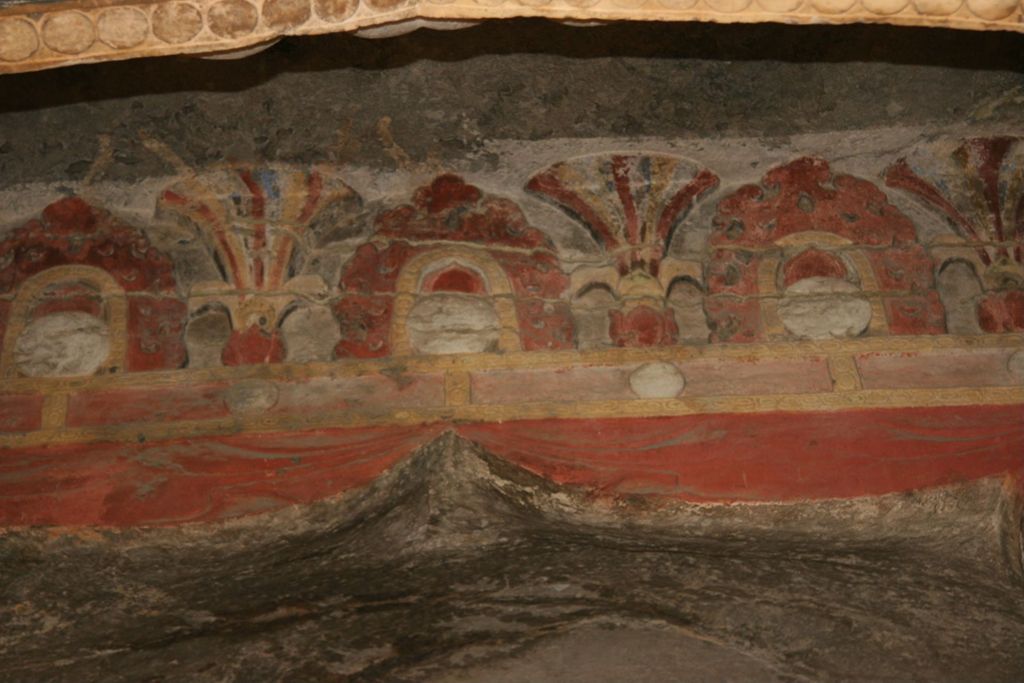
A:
[
  {"left": 0, "top": 155, "right": 1017, "bottom": 384},
  {"left": 0, "top": 145, "right": 1020, "bottom": 376},
  {"left": 527, "top": 154, "right": 719, "bottom": 276},
  {"left": 0, "top": 197, "right": 177, "bottom": 294},
  {"left": 936, "top": 260, "right": 986, "bottom": 335},
  {"left": 572, "top": 285, "right": 618, "bottom": 349},
  {"left": 158, "top": 165, "right": 357, "bottom": 367},
  {"left": 0, "top": 393, "right": 43, "bottom": 433},
  {"left": 221, "top": 322, "right": 285, "bottom": 365},
  {"left": 667, "top": 278, "right": 712, "bottom": 344},
  {"left": 855, "top": 347, "right": 1022, "bottom": 390},
  {"left": 628, "top": 361, "right": 686, "bottom": 398},
  {"left": 335, "top": 175, "right": 573, "bottom": 357},
  {"left": 887, "top": 137, "right": 1024, "bottom": 333},
  {"left": 713, "top": 156, "right": 916, "bottom": 247},
  {"left": 222, "top": 379, "right": 280, "bottom": 415},
  {"left": 609, "top": 303, "right": 679, "bottom": 347},
  {"left": 708, "top": 157, "right": 945, "bottom": 341},
  {"left": 0, "top": 197, "right": 186, "bottom": 374},
  {"left": 279, "top": 304, "right": 341, "bottom": 362},
  {"left": 0, "top": 437, "right": 1021, "bottom": 682},
  {"left": 0, "top": 35, "right": 1022, "bottom": 683},
  {"left": 1, "top": 404, "right": 1021, "bottom": 526},
  {"left": 64, "top": 371, "right": 446, "bottom": 428},
  {"left": 183, "top": 305, "right": 232, "bottom": 368},
  {"left": 1009, "top": 349, "right": 1024, "bottom": 379},
  {"left": 528, "top": 154, "right": 717, "bottom": 348},
  {"left": 0, "top": 153, "right": 1017, "bottom": 473}
]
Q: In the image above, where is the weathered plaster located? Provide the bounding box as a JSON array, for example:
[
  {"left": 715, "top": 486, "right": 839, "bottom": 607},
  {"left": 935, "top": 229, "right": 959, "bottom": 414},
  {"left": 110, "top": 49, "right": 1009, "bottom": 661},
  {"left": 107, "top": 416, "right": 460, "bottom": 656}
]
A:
[{"left": 0, "top": 22, "right": 1022, "bottom": 680}]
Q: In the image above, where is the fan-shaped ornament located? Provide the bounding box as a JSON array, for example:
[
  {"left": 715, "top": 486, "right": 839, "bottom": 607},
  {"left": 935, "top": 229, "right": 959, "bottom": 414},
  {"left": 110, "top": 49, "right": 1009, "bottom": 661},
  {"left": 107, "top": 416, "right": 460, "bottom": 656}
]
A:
[
  {"left": 528, "top": 154, "right": 718, "bottom": 347},
  {"left": 159, "top": 165, "right": 360, "bottom": 294},
  {"left": 887, "top": 137, "right": 1024, "bottom": 285},
  {"left": 527, "top": 154, "right": 719, "bottom": 279},
  {"left": 158, "top": 165, "right": 360, "bottom": 364}
]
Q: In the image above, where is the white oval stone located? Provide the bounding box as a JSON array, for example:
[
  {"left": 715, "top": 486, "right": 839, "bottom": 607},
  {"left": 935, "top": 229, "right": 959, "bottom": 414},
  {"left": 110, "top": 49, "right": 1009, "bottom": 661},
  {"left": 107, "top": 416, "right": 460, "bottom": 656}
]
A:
[
  {"left": 407, "top": 294, "right": 501, "bottom": 355},
  {"left": 14, "top": 312, "right": 110, "bottom": 377},
  {"left": 223, "top": 380, "right": 279, "bottom": 415},
  {"left": 778, "top": 277, "right": 872, "bottom": 340},
  {"left": 629, "top": 362, "right": 686, "bottom": 399}
]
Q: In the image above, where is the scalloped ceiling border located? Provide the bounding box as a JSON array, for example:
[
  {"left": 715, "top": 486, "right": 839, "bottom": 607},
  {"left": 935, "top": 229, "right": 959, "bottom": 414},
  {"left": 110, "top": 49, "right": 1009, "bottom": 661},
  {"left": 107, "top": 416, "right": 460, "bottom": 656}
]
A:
[{"left": 0, "top": 0, "right": 1022, "bottom": 75}]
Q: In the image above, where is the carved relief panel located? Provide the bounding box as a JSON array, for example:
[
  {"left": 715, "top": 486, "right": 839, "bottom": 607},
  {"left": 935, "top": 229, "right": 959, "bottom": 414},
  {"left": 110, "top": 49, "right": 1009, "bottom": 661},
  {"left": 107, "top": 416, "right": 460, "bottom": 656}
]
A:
[
  {"left": 0, "top": 197, "right": 186, "bottom": 377},
  {"left": 527, "top": 154, "right": 718, "bottom": 348},
  {"left": 887, "top": 137, "right": 1024, "bottom": 334}
]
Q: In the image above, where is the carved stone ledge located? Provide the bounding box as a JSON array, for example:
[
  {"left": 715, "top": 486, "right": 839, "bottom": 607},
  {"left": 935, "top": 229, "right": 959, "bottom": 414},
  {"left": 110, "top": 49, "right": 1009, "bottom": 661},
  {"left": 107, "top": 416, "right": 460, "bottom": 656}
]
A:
[{"left": 1, "top": 0, "right": 1022, "bottom": 75}]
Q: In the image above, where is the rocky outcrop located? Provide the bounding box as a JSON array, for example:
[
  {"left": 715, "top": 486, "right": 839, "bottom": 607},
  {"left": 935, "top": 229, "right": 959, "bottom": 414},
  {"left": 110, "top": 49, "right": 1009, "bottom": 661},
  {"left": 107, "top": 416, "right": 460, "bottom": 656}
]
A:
[{"left": 1, "top": 434, "right": 1021, "bottom": 682}]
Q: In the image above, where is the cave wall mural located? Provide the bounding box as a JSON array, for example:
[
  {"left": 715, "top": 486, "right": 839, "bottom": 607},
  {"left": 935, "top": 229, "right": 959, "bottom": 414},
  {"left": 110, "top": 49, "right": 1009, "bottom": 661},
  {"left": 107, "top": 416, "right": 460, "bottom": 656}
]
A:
[
  {"left": 0, "top": 136, "right": 1020, "bottom": 528},
  {"left": 0, "top": 196, "right": 188, "bottom": 377},
  {"left": 334, "top": 174, "right": 574, "bottom": 358},
  {"left": 3, "top": 7, "right": 1024, "bottom": 676},
  {"left": 2, "top": 144, "right": 1020, "bottom": 379}
]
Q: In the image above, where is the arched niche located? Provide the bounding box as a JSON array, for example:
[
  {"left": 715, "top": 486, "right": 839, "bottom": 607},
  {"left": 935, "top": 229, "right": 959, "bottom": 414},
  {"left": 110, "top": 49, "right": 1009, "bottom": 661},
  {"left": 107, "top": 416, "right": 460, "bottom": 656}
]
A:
[
  {"left": 1, "top": 265, "right": 128, "bottom": 378},
  {"left": 184, "top": 302, "right": 233, "bottom": 369},
  {"left": 390, "top": 247, "right": 520, "bottom": 356},
  {"left": 666, "top": 276, "right": 711, "bottom": 345},
  {"left": 572, "top": 282, "right": 619, "bottom": 350},
  {"left": 277, "top": 302, "right": 342, "bottom": 363},
  {"left": 757, "top": 232, "right": 883, "bottom": 340},
  {"left": 936, "top": 259, "right": 984, "bottom": 335}
]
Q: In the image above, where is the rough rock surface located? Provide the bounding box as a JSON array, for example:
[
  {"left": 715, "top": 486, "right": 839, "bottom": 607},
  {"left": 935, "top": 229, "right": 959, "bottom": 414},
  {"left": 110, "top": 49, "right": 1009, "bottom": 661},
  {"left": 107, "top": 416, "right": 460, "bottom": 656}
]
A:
[
  {"left": 0, "top": 22, "right": 1023, "bottom": 190},
  {"left": 1, "top": 434, "right": 1021, "bottom": 682}
]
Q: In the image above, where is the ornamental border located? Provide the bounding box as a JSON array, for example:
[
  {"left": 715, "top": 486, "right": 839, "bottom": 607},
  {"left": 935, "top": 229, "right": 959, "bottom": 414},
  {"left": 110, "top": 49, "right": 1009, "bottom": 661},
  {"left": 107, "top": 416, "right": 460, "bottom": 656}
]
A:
[
  {"left": 0, "top": 332, "right": 1020, "bottom": 449},
  {"left": 1, "top": 0, "right": 1023, "bottom": 75}
]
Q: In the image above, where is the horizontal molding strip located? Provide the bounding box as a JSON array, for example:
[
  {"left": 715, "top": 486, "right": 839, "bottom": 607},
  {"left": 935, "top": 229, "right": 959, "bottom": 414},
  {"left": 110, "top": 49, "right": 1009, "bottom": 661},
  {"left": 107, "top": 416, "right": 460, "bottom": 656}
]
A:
[
  {"left": 1, "top": 332, "right": 1020, "bottom": 394},
  {"left": 1, "top": 387, "right": 1022, "bottom": 449},
  {"left": 0, "top": 333, "right": 1021, "bottom": 449}
]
